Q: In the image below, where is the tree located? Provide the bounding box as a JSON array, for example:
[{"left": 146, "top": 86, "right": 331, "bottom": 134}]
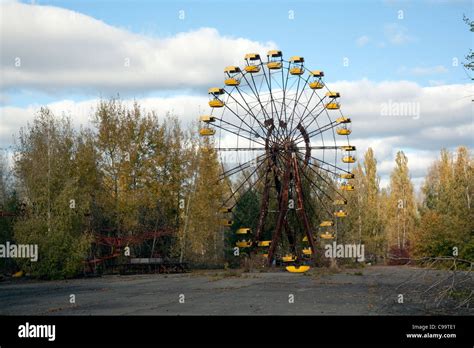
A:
[
  {"left": 414, "top": 147, "right": 473, "bottom": 260},
  {"left": 180, "top": 135, "right": 227, "bottom": 264},
  {"left": 93, "top": 100, "right": 193, "bottom": 260},
  {"left": 385, "top": 151, "right": 416, "bottom": 256},
  {"left": 13, "top": 108, "right": 94, "bottom": 279},
  {"left": 0, "top": 151, "right": 20, "bottom": 273},
  {"left": 463, "top": 15, "right": 474, "bottom": 71},
  {"left": 362, "top": 148, "right": 385, "bottom": 258},
  {"left": 343, "top": 148, "right": 385, "bottom": 261}
]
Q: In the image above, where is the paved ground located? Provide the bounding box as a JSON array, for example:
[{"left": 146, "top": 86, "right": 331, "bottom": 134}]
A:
[{"left": 0, "top": 266, "right": 471, "bottom": 315}]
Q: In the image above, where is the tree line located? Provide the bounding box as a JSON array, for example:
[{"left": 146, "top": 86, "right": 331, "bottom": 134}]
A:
[{"left": 0, "top": 99, "right": 472, "bottom": 278}]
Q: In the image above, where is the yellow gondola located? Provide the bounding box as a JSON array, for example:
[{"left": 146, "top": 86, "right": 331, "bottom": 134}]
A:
[
  {"left": 320, "top": 220, "right": 334, "bottom": 227},
  {"left": 289, "top": 56, "right": 304, "bottom": 75},
  {"left": 267, "top": 50, "right": 282, "bottom": 58},
  {"left": 286, "top": 265, "right": 310, "bottom": 273},
  {"left": 224, "top": 66, "right": 241, "bottom": 74},
  {"left": 309, "top": 81, "right": 324, "bottom": 89},
  {"left": 341, "top": 145, "right": 356, "bottom": 151},
  {"left": 320, "top": 232, "right": 334, "bottom": 240},
  {"left": 209, "top": 87, "right": 224, "bottom": 95},
  {"left": 282, "top": 255, "right": 296, "bottom": 262},
  {"left": 236, "top": 228, "right": 251, "bottom": 234},
  {"left": 309, "top": 70, "right": 324, "bottom": 89},
  {"left": 336, "top": 116, "right": 351, "bottom": 124},
  {"left": 340, "top": 173, "right": 355, "bottom": 179},
  {"left": 219, "top": 207, "right": 232, "bottom": 213},
  {"left": 245, "top": 65, "right": 260, "bottom": 73},
  {"left": 290, "top": 67, "right": 304, "bottom": 75},
  {"left": 326, "top": 91, "right": 340, "bottom": 98},
  {"left": 209, "top": 99, "right": 224, "bottom": 108},
  {"left": 342, "top": 156, "right": 356, "bottom": 163},
  {"left": 224, "top": 78, "right": 240, "bottom": 86},
  {"left": 303, "top": 235, "right": 309, "bottom": 242},
  {"left": 267, "top": 50, "right": 282, "bottom": 70},
  {"left": 326, "top": 102, "right": 340, "bottom": 110},
  {"left": 310, "top": 70, "right": 324, "bottom": 77},
  {"left": 341, "top": 184, "right": 355, "bottom": 191},
  {"left": 224, "top": 66, "right": 241, "bottom": 86},
  {"left": 337, "top": 128, "right": 351, "bottom": 135},
  {"left": 267, "top": 61, "right": 282, "bottom": 70},
  {"left": 258, "top": 240, "right": 272, "bottom": 247},
  {"left": 208, "top": 88, "right": 224, "bottom": 107},
  {"left": 334, "top": 210, "right": 348, "bottom": 218},
  {"left": 245, "top": 53, "right": 261, "bottom": 61},
  {"left": 199, "top": 128, "right": 215, "bottom": 136},
  {"left": 220, "top": 219, "right": 233, "bottom": 226},
  {"left": 199, "top": 115, "right": 215, "bottom": 123},
  {"left": 289, "top": 56, "right": 304, "bottom": 63},
  {"left": 333, "top": 199, "right": 348, "bottom": 205},
  {"left": 12, "top": 270, "right": 24, "bottom": 278},
  {"left": 236, "top": 241, "right": 252, "bottom": 248},
  {"left": 302, "top": 248, "right": 312, "bottom": 255},
  {"left": 244, "top": 53, "right": 261, "bottom": 73}
]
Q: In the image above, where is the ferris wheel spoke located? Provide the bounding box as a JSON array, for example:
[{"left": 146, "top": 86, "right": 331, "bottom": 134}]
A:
[
  {"left": 295, "top": 160, "right": 334, "bottom": 216},
  {"left": 298, "top": 95, "right": 326, "bottom": 124},
  {"left": 260, "top": 63, "right": 286, "bottom": 140},
  {"left": 305, "top": 151, "right": 352, "bottom": 176},
  {"left": 222, "top": 157, "right": 270, "bottom": 208},
  {"left": 287, "top": 75, "right": 310, "bottom": 137},
  {"left": 220, "top": 99, "right": 266, "bottom": 139},
  {"left": 213, "top": 121, "right": 266, "bottom": 147},
  {"left": 245, "top": 72, "right": 280, "bottom": 144},
  {"left": 301, "top": 108, "right": 331, "bottom": 138},
  {"left": 224, "top": 89, "right": 268, "bottom": 134},
  {"left": 240, "top": 74, "right": 273, "bottom": 123},
  {"left": 306, "top": 120, "right": 338, "bottom": 139},
  {"left": 218, "top": 152, "right": 269, "bottom": 181},
  {"left": 227, "top": 167, "right": 268, "bottom": 211},
  {"left": 279, "top": 63, "right": 291, "bottom": 135},
  {"left": 278, "top": 150, "right": 334, "bottom": 215},
  {"left": 294, "top": 119, "right": 337, "bottom": 146},
  {"left": 291, "top": 87, "right": 321, "bottom": 125},
  {"left": 288, "top": 96, "right": 326, "bottom": 139},
  {"left": 215, "top": 147, "right": 266, "bottom": 152},
  {"left": 300, "top": 156, "right": 347, "bottom": 201}
]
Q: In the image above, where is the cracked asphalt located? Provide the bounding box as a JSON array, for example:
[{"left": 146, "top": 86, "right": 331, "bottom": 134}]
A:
[{"left": 0, "top": 266, "right": 471, "bottom": 315}]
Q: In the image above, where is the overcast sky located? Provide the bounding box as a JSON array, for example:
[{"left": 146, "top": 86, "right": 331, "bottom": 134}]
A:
[{"left": 0, "top": 0, "right": 472, "bottom": 190}]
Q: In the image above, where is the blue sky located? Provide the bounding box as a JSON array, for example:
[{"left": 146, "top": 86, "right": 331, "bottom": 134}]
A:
[
  {"left": 4, "top": 0, "right": 473, "bottom": 107},
  {"left": 0, "top": 0, "right": 472, "bottom": 188},
  {"left": 38, "top": 0, "right": 472, "bottom": 81}
]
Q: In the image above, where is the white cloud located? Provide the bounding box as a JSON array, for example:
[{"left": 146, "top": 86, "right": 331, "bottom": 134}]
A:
[
  {"left": 330, "top": 80, "right": 472, "bottom": 150},
  {"left": 355, "top": 35, "right": 370, "bottom": 47},
  {"left": 384, "top": 23, "right": 415, "bottom": 45},
  {"left": 0, "top": 95, "right": 209, "bottom": 149},
  {"left": 1, "top": 80, "right": 471, "bottom": 191},
  {"left": 0, "top": 1, "right": 276, "bottom": 93}
]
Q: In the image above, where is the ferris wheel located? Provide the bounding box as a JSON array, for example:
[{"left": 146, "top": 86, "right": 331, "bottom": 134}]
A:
[{"left": 199, "top": 50, "right": 356, "bottom": 272}]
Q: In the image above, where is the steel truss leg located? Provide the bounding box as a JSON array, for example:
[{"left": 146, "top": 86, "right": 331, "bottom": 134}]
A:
[
  {"left": 267, "top": 157, "right": 291, "bottom": 266},
  {"left": 292, "top": 154, "right": 317, "bottom": 264}
]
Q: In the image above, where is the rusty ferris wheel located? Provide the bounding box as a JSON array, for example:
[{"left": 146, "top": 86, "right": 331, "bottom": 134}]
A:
[{"left": 199, "top": 50, "right": 356, "bottom": 273}]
